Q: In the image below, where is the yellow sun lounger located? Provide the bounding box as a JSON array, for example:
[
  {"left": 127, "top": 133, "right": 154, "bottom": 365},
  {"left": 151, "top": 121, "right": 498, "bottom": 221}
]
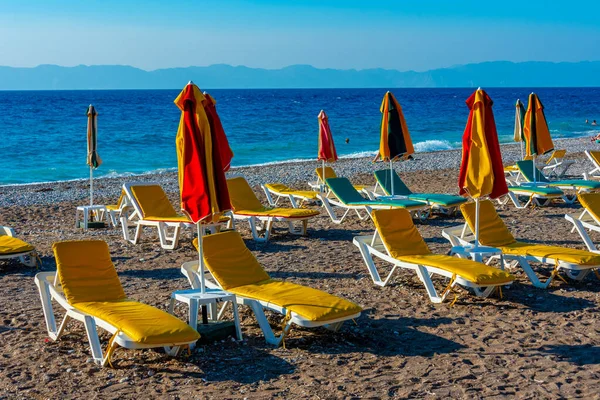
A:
[
  {"left": 584, "top": 150, "right": 600, "bottom": 180},
  {"left": 35, "top": 241, "right": 199, "bottom": 367},
  {"left": 565, "top": 193, "right": 600, "bottom": 252},
  {"left": 121, "top": 182, "right": 225, "bottom": 249},
  {"left": 181, "top": 231, "right": 361, "bottom": 346},
  {"left": 353, "top": 209, "right": 513, "bottom": 303},
  {"left": 0, "top": 226, "right": 37, "bottom": 267},
  {"left": 442, "top": 200, "right": 600, "bottom": 288},
  {"left": 542, "top": 149, "right": 575, "bottom": 178},
  {"left": 227, "top": 176, "right": 320, "bottom": 242},
  {"left": 261, "top": 183, "right": 320, "bottom": 208},
  {"left": 309, "top": 166, "right": 372, "bottom": 194}
]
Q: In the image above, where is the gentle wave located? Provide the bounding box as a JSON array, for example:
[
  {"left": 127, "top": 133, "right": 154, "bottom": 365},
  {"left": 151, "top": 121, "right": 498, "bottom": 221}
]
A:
[{"left": 414, "top": 140, "right": 456, "bottom": 152}]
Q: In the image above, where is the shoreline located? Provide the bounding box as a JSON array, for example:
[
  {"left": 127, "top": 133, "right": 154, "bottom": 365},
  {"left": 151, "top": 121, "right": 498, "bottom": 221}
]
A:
[{"left": 0, "top": 136, "right": 593, "bottom": 207}]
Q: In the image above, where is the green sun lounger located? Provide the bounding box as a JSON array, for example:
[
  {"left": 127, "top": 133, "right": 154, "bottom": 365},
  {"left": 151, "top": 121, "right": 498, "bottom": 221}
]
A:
[
  {"left": 372, "top": 169, "right": 467, "bottom": 211},
  {"left": 516, "top": 160, "right": 600, "bottom": 192},
  {"left": 318, "top": 177, "right": 428, "bottom": 224}
]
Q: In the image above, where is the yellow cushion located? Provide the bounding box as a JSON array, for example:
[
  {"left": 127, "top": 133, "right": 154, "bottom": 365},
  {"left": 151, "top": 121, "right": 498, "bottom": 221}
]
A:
[
  {"left": 371, "top": 209, "right": 431, "bottom": 257},
  {"left": 106, "top": 191, "right": 125, "bottom": 211},
  {"left": 315, "top": 166, "right": 337, "bottom": 181},
  {"left": 264, "top": 183, "right": 319, "bottom": 200},
  {"left": 398, "top": 254, "right": 514, "bottom": 285},
  {"left": 234, "top": 207, "right": 319, "bottom": 219},
  {"left": 230, "top": 280, "right": 361, "bottom": 321},
  {"left": 53, "top": 241, "right": 126, "bottom": 304},
  {"left": 578, "top": 193, "right": 600, "bottom": 222},
  {"left": 460, "top": 201, "right": 517, "bottom": 247},
  {"left": 547, "top": 149, "right": 566, "bottom": 164},
  {"left": 195, "top": 233, "right": 270, "bottom": 290},
  {"left": 130, "top": 185, "right": 182, "bottom": 220},
  {"left": 227, "top": 177, "right": 268, "bottom": 211},
  {"left": 504, "top": 165, "right": 518, "bottom": 172},
  {"left": 499, "top": 242, "right": 600, "bottom": 266},
  {"left": 0, "top": 235, "right": 35, "bottom": 255},
  {"left": 201, "top": 231, "right": 361, "bottom": 321},
  {"left": 75, "top": 300, "right": 199, "bottom": 345}
]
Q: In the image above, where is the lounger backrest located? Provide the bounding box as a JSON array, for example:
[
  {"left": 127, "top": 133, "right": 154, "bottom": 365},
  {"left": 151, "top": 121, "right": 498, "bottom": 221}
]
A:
[
  {"left": 325, "top": 177, "right": 368, "bottom": 204},
  {"left": 227, "top": 177, "right": 264, "bottom": 211},
  {"left": 460, "top": 200, "right": 517, "bottom": 247},
  {"left": 197, "top": 231, "right": 270, "bottom": 290},
  {"left": 130, "top": 185, "right": 179, "bottom": 218},
  {"left": 516, "top": 160, "right": 550, "bottom": 183},
  {"left": 371, "top": 209, "right": 430, "bottom": 257},
  {"left": 588, "top": 151, "right": 600, "bottom": 166},
  {"left": 373, "top": 169, "right": 412, "bottom": 196},
  {"left": 578, "top": 193, "right": 600, "bottom": 222},
  {"left": 546, "top": 149, "right": 566, "bottom": 164},
  {"left": 53, "top": 240, "right": 126, "bottom": 304},
  {"left": 315, "top": 166, "right": 336, "bottom": 182}
]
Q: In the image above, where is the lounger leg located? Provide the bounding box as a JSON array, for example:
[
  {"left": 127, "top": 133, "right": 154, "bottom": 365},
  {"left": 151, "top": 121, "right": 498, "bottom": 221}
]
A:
[
  {"left": 248, "top": 301, "right": 290, "bottom": 347},
  {"left": 415, "top": 266, "right": 443, "bottom": 303},
  {"left": 564, "top": 269, "right": 591, "bottom": 281},
  {"left": 355, "top": 239, "right": 398, "bottom": 287},
  {"left": 289, "top": 195, "right": 299, "bottom": 209},
  {"left": 35, "top": 277, "right": 59, "bottom": 339},
  {"left": 567, "top": 217, "right": 598, "bottom": 252},
  {"left": 262, "top": 186, "right": 276, "bottom": 207},
  {"left": 82, "top": 316, "right": 104, "bottom": 365},
  {"left": 324, "top": 321, "right": 344, "bottom": 332},
  {"left": 318, "top": 194, "right": 348, "bottom": 224},
  {"left": 19, "top": 252, "right": 37, "bottom": 267},
  {"left": 517, "top": 258, "right": 553, "bottom": 289}
]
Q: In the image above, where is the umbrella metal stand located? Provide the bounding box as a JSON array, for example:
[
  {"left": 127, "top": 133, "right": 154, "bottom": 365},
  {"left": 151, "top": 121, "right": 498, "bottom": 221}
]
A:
[{"left": 196, "top": 222, "right": 209, "bottom": 325}]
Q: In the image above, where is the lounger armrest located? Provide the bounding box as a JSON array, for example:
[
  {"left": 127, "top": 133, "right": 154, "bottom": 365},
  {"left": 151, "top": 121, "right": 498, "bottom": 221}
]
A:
[
  {"left": 442, "top": 224, "right": 475, "bottom": 247},
  {"left": 0, "top": 226, "right": 16, "bottom": 237}
]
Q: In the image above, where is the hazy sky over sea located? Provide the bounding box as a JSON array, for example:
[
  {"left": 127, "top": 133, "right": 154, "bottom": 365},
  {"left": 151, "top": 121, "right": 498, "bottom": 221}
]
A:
[{"left": 1, "top": 0, "right": 598, "bottom": 71}]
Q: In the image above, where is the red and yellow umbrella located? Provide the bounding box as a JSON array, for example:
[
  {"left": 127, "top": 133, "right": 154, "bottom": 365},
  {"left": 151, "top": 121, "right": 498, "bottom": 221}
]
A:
[
  {"left": 175, "top": 82, "right": 231, "bottom": 294},
  {"left": 317, "top": 110, "right": 337, "bottom": 185},
  {"left": 458, "top": 88, "right": 507, "bottom": 246},
  {"left": 203, "top": 92, "right": 234, "bottom": 172}
]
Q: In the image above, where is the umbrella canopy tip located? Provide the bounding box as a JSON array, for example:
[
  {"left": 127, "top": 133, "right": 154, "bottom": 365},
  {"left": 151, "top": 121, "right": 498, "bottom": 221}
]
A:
[{"left": 188, "top": 80, "right": 194, "bottom": 85}]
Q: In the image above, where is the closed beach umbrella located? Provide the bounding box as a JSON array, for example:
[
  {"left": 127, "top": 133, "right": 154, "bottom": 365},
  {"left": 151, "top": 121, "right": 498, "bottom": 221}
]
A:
[
  {"left": 375, "top": 91, "right": 414, "bottom": 195},
  {"left": 175, "top": 82, "right": 232, "bottom": 294},
  {"left": 317, "top": 110, "right": 338, "bottom": 185},
  {"left": 86, "top": 105, "right": 101, "bottom": 206},
  {"left": 514, "top": 99, "right": 526, "bottom": 158},
  {"left": 523, "top": 92, "right": 554, "bottom": 182},
  {"left": 203, "top": 92, "right": 234, "bottom": 172},
  {"left": 458, "top": 88, "right": 508, "bottom": 248}
]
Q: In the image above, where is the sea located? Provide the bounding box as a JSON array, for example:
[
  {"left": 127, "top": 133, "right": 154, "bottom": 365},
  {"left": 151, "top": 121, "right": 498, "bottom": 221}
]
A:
[{"left": 1, "top": 87, "right": 599, "bottom": 185}]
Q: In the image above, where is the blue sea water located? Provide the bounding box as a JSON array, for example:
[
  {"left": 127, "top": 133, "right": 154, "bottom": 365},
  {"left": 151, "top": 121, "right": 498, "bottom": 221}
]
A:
[{"left": 1, "top": 87, "right": 599, "bottom": 185}]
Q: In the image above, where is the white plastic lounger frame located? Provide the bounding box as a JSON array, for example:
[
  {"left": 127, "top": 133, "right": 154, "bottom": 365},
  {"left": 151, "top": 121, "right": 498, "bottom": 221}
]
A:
[
  {"left": 104, "top": 194, "right": 133, "bottom": 228},
  {"left": 34, "top": 272, "right": 192, "bottom": 367},
  {"left": 584, "top": 150, "right": 600, "bottom": 180},
  {"left": 498, "top": 189, "right": 570, "bottom": 209},
  {"left": 365, "top": 184, "right": 460, "bottom": 217},
  {"left": 442, "top": 224, "right": 595, "bottom": 289},
  {"left": 317, "top": 192, "right": 429, "bottom": 224},
  {"left": 121, "top": 182, "right": 222, "bottom": 249},
  {"left": 260, "top": 184, "right": 317, "bottom": 209},
  {"left": 353, "top": 233, "right": 503, "bottom": 303},
  {"left": 181, "top": 261, "right": 359, "bottom": 347},
  {"left": 0, "top": 226, "right": 37, "bottom": 267},
  {"left": 565, "top": 209, "right": 600, "bottom": 253},
  {"left": 542, "top": 150, "right": 575, "bottom": 178},
  {"left": 226, "top": 211, "right": 310, "bottom": 243}
]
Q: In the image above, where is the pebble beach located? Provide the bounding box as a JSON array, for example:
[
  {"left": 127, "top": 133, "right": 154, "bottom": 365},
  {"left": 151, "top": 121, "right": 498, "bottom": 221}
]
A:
[{"left": 2, "top": 136, "right": 600, "bottom": 399}]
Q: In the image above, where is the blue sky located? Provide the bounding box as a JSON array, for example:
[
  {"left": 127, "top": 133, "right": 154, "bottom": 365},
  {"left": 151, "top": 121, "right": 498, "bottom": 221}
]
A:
[{"left": 0, "top": 1, "right": 598, "bottom": 71}]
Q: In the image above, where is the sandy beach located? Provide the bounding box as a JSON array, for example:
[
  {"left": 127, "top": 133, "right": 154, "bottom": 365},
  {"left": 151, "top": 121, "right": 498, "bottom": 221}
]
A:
[{"left": 2, "top": 136, "right": 600, "bottom": 399}]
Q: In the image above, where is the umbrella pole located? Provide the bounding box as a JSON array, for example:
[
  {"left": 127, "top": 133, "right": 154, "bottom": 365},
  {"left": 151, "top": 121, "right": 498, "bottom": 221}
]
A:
[
  {"left": 322, "top": 160, "right": 326, "bottom": 190},
  {"left": 197, "top": 222, "right": 209, "bottom": 324},
  {"left": 520, "top": 141, "right": 524, "bottom": 160},
  {"left": 533, "top": 154, "right": 537, "bottom": 184},
  {"left": 89, "top": 166, "right": 93, "bottom": 207},
  {"left": 474, "top": 197, "right": 481, "bottom": 249},
  {"left": 389, "top": 160, "right": 394, "bottom": 196}
]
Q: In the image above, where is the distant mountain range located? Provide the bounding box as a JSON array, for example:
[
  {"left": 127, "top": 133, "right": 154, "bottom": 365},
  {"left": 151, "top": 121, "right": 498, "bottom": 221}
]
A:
[{"left": 1, "top": 61, "right": 599, "bottom": 90}]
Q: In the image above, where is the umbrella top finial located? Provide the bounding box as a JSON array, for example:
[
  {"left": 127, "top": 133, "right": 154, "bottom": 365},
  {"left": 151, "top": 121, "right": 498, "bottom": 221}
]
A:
[{"left": 188, "top": 80, "right": 194, "bottom": 85}]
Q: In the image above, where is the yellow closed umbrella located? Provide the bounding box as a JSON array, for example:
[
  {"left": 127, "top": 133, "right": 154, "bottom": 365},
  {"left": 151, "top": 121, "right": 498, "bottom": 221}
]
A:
[{"left": 523, "top": 93, "right": 554, "bottom": 183}]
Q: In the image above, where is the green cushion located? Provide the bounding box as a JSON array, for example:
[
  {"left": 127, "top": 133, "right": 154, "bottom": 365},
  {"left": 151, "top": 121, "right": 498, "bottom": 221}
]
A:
[
  {"left": 373, "top": 169, "right": 412, "bottom": 196},
  {"left": 516, "top": 160, "right": 550, "bottom": 183},
  {"left": 407, "top": 193, "right": 467, "bottom": 207},
  {"left": 508, "top": 186, "right": 563, "bottom": 196},
  {"left": 326, "top": 177, "right": 423, "bottom": 209},
  {"left": 548, "top": 180, "right": 600, "bottom": 190}
]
